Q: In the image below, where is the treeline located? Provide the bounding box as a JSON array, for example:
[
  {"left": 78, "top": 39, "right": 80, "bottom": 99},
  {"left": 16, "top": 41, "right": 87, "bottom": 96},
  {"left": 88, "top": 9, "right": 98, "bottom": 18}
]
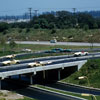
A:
[{"left": 0, "top": 11, "right": 100, "bottom": 32}]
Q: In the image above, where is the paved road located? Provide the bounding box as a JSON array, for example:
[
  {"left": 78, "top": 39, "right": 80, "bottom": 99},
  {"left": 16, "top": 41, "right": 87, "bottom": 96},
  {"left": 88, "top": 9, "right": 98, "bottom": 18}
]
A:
[
  {"left": 2, "top": 80, "right": 85, "bottom": 100},
  {"left": 16, "top": 87, "right": 84, "bottom": 100},
  {"left": 10, "top": 41, "right": 100, "bottom": 46},
  {"left": 0, "top": 53, "right": 100, "bottom": 72},
  {"left": 46, "top": 82, "right": 100, "bottom": 95}
]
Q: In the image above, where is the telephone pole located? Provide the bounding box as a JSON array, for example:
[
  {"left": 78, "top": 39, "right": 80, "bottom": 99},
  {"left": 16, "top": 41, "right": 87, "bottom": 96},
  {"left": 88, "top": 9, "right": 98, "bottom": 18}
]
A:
[
  {"left": 34, "top": 10, "right": 38, "bottom": 17},
  {"left": 72, "top": 8, "right": 76, "bottom": 14},
  {"left": 28, "top": 8, "right": 32, "bottom": 21}
]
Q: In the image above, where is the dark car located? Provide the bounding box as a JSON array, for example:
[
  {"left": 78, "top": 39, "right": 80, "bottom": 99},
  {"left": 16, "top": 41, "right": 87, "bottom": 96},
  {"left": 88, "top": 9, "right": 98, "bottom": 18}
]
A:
[
  {"left": 51, "top": 48, "right": 64, "bottom": 52},
  {"left": 63, "top": 49, "right": 72, "bottom": 52},
  {"left": 52, "top": 48, "right": 72, "bottom": 52},
  {"left": 44, "top": 50, "right": 56, "bottom": 53}
]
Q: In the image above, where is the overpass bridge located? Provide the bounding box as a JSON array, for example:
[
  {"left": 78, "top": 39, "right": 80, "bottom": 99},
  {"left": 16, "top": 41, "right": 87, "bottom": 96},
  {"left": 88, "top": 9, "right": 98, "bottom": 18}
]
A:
[{"left": 0, "top": 60, "right": 87, "bottom": 89}]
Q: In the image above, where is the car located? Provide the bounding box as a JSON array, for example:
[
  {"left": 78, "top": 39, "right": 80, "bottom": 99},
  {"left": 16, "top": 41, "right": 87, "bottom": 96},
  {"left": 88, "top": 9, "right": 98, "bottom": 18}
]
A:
[
  {"left": 51, "top": 48, "right": 64, "bottom": 52},
  {"left": 28, "top": 61, "right": 52, "bottom": 67},
  {"left": 51, "top": 48, "right": 72, "bottom": 53},
  {"left": 74, "top": 51, "right": 89, "bottom": 57},
  {"left": 21, "top": 49, "right": 32, "bottom": 52},
  {"left": 50, "top": 39, "right": 57, "bottom": 43},
  {"left": 5, "top": 54, "right": 16, "bottom": 58},
  {"left": 44, "top": 50, "right": 57, "bottom": 53},
  {"left": 64, "top": 49, "right": 72, "bottom": 52},
  {"left": 2, "top": 59, "right": 20, "bottom": 66}
]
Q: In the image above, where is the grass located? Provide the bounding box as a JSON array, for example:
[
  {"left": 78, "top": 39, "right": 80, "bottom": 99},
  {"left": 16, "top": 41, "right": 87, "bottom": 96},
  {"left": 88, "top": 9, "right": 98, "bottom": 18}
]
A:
[
  {"left": 0, "top": 43, "right": 97, "bottom": 59},
  {"left": 62, "top": 59, "right": 100, "bottom": 88},
  {"left": 34, "top": 85, "right": 100, "bottom": 100},
  {"left": 1, "top": 28, "right": 100, "bottom": 42},
  {"left": 17, "top": 97, "right": 37, "bottom": 100}
]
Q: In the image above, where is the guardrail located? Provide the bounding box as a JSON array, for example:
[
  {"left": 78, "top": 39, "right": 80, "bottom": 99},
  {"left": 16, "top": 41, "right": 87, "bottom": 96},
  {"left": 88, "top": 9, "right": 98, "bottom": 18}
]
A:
[{"left": 0, "top": 60, "right": 87, "bottom": 79}]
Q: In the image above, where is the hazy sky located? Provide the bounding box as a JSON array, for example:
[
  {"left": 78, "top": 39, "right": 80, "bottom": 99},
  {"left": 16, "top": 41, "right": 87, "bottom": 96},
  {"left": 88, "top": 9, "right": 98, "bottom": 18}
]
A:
[{"left": 0, "top": 0, "right": 100, "bottom": 15}]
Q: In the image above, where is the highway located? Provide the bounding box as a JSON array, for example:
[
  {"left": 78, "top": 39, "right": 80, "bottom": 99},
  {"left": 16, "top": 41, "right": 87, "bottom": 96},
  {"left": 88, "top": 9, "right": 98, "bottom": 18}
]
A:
[
  {"left": 16, "top": 87, "right": 85, "bottom": 100},
  {"left": 0, "top": 52, "right": 99, "bottom": 99},
  {"left": 2, "top": 79, "right": 85, "bottom": 100},
  {"left": 0, "top": 53, "right": 100, "bottom": 72},
  {"left": 46, "top": 82, "right": 100, "bottom": 95},
  {"left": 11, "top": 41, "right": 100, "bottom": 46}
]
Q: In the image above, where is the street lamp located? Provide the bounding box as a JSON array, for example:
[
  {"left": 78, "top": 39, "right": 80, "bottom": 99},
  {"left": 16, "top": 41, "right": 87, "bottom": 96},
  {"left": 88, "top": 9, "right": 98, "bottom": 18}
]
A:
[
  {"left": 81, "top": 93, "right": 97, "bottom": 100},
  {"left": 88, "top": 34, "right": 94, "bottom": 52},
  {"left": 78, "top": 76, "right": 90, "bottom": 87}
]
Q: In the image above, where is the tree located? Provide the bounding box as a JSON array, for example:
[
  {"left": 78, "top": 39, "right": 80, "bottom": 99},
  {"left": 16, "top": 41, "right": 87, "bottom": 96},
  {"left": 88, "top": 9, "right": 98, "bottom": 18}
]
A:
[
  {"left": 0, "top": 36, "right": 6, "bottom": 52},
  {"left": 9, "top": 40, "right": 17, "bottom": 50},
  {"left": 0, "top": 22, "right": 9, "bottom": 32}
]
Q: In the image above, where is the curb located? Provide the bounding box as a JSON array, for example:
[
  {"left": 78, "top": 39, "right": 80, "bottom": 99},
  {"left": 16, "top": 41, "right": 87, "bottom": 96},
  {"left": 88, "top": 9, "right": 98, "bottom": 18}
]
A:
[
  {"left": 59, "top": 81, "right": 100, "bottom": 91},
  {"left": 30, "top": 85, "right": 87, "bottom": 100}
]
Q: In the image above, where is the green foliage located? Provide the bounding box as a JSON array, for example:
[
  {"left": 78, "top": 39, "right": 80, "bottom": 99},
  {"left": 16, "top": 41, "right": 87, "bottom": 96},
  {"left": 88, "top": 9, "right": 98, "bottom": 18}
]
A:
[
  {"left": 17, "top": 97, "right": 35, "bottom": 100},
  {"left": 26, "top": 28, "right": 30, "bottom": 33},
  {"left": 0, "top": 22, "right": 9, "bottom": 32},
  {"left": 18, "top": 29, "right": 22, "bottom": 33},
  {"left": 9, "top": 40, "right": 17, "bottom": 49},
  {"left": 0, "top": 98, "right": 6, "bottom": 100},
  {"left": 62, "top": 59, "right": 100, "bottom": 88},
  {"left": 7, "top": 11, "right": 100, "bottom": 29},
  {"left": 83, "top": 24, "right": 89, "bottom": 31},
  {"left": 51, "top": 29, "right": 56, "bottom": 34},
  {"left": 0, "top": 36, "right": 6, "bottom": 45}
]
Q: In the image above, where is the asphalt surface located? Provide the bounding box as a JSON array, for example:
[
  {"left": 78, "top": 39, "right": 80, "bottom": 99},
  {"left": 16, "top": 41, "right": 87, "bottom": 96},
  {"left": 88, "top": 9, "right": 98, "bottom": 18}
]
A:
[
  {"left": 46, "top": 82, "right": 100, "bottom": 95},
  {"left": 0, "top": 53, "right": 100, "bottom": 72},
  {"left": 16, "top": 87, "right": 84, "bottom": 100},
  {"left": 13, "top": 41, "right": 100, "bottom": 46},
  {"left": 2, "top": 80, "right": 85, "bottom": 100}
]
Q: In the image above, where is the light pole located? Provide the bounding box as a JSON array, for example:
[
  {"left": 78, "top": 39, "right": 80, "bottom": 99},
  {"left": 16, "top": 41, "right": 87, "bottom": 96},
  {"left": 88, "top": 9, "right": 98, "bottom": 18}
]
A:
[
  {"left": 88, "top": 34, "right": 94, "bottom": 53},
  {"left": 78, "top": 76, "right": 97, "bottom": 100},
  {"left": 81, "top": 93, "right": 97, "bottom": 100},
  {"left": 78, "top": 76, "right": 90, "bottom": 87}
]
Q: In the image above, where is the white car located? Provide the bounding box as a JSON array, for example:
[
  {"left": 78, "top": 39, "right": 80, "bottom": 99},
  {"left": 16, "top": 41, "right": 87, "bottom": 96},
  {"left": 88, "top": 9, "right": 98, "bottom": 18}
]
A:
[
  {"left": 21, "top": 49, "right": 32, "bottom": 52},
  {"left": 2, "top": 59, "right": 20, "bottom": 66},
  {"left": 5, "top": 54, "right": 16, "bottom": 58},
  {"left": 28, "top": 61, "right": 52, "bottom": 67},
  {"left": 74, "top": 52, "right": 89, "bottom": 57}
]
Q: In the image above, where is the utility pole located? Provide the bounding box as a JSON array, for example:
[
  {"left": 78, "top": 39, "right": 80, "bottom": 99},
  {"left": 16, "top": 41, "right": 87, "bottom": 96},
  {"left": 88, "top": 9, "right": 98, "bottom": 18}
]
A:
[
  {"left": 72, "top": 8, "right": 78, "bottom": 28},
  {"left": 72, "top": 8, "right": 76, "bottom": 14},
  {"left": 34, "top": 10, "right": 38, "bottom": 17},
  {"left": 28, "top": 8, "right": 32, "bottom": 21}
]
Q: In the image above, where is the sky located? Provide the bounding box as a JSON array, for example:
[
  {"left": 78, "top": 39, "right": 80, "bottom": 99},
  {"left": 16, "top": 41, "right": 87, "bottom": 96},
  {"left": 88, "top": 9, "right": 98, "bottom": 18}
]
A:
[{"left": 0, "top": 0, "right": 100, "bottom": 16}]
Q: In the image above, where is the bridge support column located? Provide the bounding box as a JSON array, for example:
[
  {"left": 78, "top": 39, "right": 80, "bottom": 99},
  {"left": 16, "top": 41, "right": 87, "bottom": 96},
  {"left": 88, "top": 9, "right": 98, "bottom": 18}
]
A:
[
  {"left": 19, "top": 75, "right": 21, "bottom": 80},
  {"left": 43, "top": 71, "right": 45, "bottom": 79},
  {"left": 9, "top": 76, "right": 11, "bottom": 79},
  {"left": 30, "top": 75, "right": 33, "bottom": 85},
  {"left": 58, "top": 70, "right": 61, "bottom": 80}
]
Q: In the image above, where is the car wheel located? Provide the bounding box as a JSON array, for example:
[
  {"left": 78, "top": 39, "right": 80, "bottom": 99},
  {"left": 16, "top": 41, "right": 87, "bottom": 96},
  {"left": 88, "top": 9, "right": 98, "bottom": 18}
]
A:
[{"left": 7, "top": 63, "right": 10, "bottom": 65}]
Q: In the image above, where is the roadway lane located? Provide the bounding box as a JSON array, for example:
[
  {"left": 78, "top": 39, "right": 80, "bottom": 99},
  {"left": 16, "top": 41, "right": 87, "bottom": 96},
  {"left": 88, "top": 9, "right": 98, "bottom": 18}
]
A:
[
  {"left": 0, "top": 54, "right": 100, "bottom": 72},
  {"left": 2, "top": 80, "right": 85, "bottom": 100},
  {"left": 46, "top": 82, "right": 100, "bottom": 95},
  {"left": 13, "top": 41, "right": 100, "bottom": 46},
  {"left": 16, "top": 87, "right": 85, "bottom": 100}
]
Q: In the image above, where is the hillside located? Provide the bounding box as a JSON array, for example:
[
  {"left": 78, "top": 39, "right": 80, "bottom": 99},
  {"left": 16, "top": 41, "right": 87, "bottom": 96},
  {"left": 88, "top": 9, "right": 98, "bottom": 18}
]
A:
[
  {"left": 62, "top": 59, "right": 100, "bottom": 88},
  {"left": 1, "top": 28, "right": 100, "bottom": 42}
]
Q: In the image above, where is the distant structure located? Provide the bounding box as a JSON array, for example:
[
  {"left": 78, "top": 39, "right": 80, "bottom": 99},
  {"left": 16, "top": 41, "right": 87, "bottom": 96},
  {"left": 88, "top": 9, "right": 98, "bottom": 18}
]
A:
[
  {"left": 72, "top": 8, "right": 76, "bottom": 14},
  {"left": 28, "top": 8, "right": 32, "bottom": 21},
  {"left": 34, "top": 10, "right": 39, "bottom": 16}
]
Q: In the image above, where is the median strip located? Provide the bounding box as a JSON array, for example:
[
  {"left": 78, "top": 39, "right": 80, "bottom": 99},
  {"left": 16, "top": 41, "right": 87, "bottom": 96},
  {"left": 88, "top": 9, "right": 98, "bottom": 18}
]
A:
[{"left": 31, "top": 84, "right": 87, "bottom": 100}]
